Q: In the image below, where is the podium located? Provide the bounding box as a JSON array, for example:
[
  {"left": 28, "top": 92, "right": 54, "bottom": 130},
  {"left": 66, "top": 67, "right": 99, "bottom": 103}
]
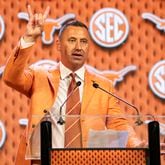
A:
[
  {"left": 25, "top": 114, "right": 162, "bottom": 165},
  {"left": 50, "top": 148, "right": 148, "bottom": 165}
]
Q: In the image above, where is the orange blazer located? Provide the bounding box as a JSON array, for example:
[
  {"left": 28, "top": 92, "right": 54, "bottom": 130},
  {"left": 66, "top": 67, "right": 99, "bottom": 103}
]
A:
[{"left": 3, "top": 45, "right": 141, "bottom": 165}]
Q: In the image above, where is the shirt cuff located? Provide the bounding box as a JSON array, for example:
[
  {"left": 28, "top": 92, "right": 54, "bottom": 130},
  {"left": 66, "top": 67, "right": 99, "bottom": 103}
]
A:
[{"left": 20, "top": 37, "right": 35, "bottom": 49}]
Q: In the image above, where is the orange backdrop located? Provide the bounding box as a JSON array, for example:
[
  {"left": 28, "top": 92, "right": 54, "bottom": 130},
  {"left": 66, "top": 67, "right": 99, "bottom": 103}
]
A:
[{"left": 0, "top": 0, "right": 164, "bottom": 164}]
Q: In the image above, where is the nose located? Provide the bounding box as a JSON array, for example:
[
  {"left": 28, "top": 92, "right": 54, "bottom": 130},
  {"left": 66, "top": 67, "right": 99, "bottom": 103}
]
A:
[{"left": 75, "top": 40, "right": 81, "bottom": 49}]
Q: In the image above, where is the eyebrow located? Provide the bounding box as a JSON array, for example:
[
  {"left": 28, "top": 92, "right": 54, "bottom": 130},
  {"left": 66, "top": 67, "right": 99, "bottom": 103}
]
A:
[
  {"left": 68, "top": 36, "right": 88, "bottom": 40},
  {"left": 68, "top": 37, "right": 76, "bottom": 39}
]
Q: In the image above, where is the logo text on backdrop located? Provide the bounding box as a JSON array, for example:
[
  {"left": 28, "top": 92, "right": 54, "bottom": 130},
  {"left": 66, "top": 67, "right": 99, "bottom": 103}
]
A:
[
  {"left": 89, "top": 8, "right": 129, "bottom": 48},
  {"left": 149, "top": 60, "right": 165, "bottom": 99}
]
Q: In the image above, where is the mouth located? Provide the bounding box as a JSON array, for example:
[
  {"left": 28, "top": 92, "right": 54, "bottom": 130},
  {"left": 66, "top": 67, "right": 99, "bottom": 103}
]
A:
[
  {"left": 72, "top": 52, "right": 82, "bottom": 55},
  {"left": 72, "top": 53, "right": 83, "bottom": 58}
]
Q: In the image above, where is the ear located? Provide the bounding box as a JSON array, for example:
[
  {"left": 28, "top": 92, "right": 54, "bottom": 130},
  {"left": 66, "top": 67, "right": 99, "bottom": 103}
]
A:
[{"left": 56, "top": 37, "right": 61, "bottom": 52}]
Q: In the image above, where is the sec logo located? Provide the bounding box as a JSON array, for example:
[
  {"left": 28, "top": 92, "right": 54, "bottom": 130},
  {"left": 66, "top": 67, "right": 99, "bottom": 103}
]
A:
[
  {"left": 149, "top": 60, "right": 165, "bottom": 99},
  {"left": 0, "top": 120, "right": 6, "bottom": 148},
  {"left": 89, "top": 8, "right": 129, "bottom": 48},
  {"left": 0, "top": 16, "right": 5, "bottom": 40}
]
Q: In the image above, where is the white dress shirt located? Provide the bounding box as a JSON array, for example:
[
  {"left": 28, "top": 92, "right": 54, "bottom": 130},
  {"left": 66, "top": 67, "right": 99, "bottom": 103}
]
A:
[{"left": 50, "top": 62, "right": 85, "bottom": 148}]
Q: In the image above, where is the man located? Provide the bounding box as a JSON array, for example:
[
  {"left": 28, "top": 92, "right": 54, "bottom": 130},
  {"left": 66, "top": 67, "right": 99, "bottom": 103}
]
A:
[{"left": 3, "top": 5, "right": 142, "bottom": 165}]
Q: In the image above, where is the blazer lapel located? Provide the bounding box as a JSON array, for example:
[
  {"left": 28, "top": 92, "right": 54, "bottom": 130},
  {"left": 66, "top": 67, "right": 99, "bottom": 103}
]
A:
[
  {"left": 47, "top": 64, "right": 60, "bottom": 100},
  {"left": 81, "top": 69, "right": 97, "bottom": 114}
]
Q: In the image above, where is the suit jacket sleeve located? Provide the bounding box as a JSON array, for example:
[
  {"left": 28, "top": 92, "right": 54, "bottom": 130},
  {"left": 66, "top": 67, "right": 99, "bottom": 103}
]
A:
[
  {"left": 3, "top": 43, "right": 34, "bottom": 97},
  {"left": 106, "top": 82, "right": 142, "bottom": 147}
]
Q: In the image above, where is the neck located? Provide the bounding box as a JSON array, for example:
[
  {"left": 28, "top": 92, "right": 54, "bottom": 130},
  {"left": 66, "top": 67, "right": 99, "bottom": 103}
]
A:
[{"left": 62, "top": 63, "right": 83, "bottom": 72}]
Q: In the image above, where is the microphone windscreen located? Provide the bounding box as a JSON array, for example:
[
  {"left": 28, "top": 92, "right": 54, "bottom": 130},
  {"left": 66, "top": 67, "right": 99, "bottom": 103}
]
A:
[
  {"left": 76, "top": 81, "right": 81, "bottom": 87},
  {"left": 93, "top": 82, "right": 99, "bottom": 88}
]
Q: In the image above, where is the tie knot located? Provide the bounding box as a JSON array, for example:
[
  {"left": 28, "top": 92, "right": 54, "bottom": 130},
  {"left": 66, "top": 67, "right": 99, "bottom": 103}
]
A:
[
  {"left": 70, "top": 73, "right": 76, "bottom": 83},
  {"left": 70, "top": 73, "right": 76, "bottom": 79},
  {"left": 68, "top": 73, "right": 77, "bottom": 93}
]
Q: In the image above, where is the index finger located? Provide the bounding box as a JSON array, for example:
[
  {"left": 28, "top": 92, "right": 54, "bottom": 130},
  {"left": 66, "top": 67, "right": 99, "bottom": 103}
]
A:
[
  {"left": 27, "top": 5, "right": 33, "bottom": 18},
  {"left": 43, "top": 6, "right": 50, "bottom": 20}
]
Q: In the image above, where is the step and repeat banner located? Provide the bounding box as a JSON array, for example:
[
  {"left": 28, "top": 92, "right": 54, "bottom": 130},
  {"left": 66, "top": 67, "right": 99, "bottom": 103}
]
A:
[{"left": 0, "top": 0, "right": 164, "bottom": 164}]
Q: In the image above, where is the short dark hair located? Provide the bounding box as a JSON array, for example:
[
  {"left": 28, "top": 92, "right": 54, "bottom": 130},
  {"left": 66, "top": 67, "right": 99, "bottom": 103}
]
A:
[{"left": 58, "top": 20, "right": 88, "bottom": 39}]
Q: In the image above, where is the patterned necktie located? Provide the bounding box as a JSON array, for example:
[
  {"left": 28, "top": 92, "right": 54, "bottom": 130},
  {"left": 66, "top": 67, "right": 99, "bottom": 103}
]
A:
[{"left": 64, "top": 73, "right": 82, "bottom": 148}]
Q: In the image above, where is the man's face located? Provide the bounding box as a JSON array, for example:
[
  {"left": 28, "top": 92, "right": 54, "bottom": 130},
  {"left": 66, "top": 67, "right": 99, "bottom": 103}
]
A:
[{"left": 59, "top": 26, "right": 89, "bottom": 71}]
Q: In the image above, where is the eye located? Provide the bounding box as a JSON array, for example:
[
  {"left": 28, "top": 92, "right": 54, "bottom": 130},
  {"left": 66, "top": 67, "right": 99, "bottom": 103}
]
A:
[
  {"left": 68, "top": 38, "right": 76, "bottom": 43},
  {"left": 81, "top": 39, "right": 88, "bottom": 44}
]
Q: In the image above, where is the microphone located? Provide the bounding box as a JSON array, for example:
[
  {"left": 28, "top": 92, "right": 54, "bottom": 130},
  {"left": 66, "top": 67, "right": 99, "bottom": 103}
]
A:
[
  {"left": 92, "top": 81, "right": 143, "bottom": 125},
  {"left": 57, "top": 81, "right": 81, "bottom": 125}
]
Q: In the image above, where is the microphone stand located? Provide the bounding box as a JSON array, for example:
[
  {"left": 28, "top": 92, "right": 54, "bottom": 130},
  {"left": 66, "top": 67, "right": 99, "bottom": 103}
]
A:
[
  {"left": 57, "top": 107, "right": 65, "bottom": 125},
  {"left": 57, "top": 81, "right": 81, "bottom": 125},
  {"left": 92, "top": 81, "right": 143, "bottom": 125}
]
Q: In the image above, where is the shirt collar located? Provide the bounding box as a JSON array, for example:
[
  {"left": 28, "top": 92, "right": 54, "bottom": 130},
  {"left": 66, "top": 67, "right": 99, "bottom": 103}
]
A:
[{"left": 59, "top": 62, "right": 85, "bottom": 81}]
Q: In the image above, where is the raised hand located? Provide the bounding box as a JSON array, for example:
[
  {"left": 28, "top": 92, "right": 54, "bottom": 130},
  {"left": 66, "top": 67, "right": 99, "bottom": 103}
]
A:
[{"left": 23, "top": 5, "right": 50, "bottom": 42}]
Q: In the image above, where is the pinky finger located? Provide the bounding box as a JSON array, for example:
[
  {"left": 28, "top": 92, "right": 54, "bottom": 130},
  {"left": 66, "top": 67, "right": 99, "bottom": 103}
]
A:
[{"left": 43, "top": 6, "right": 50, "bottom": 20}]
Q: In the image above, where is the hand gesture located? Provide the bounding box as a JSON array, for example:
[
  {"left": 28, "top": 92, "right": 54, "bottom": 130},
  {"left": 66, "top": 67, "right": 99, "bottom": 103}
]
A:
[{"left": 23, "top": 5, "right": 50, "bottom": 42}]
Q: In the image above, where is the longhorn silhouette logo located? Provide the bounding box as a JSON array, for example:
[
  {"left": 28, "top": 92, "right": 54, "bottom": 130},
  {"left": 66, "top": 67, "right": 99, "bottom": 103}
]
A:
[
  {"left": 142, "top": 13, "right": 165, "bottom": 31},
  {"left": 18, "top": 12, "right": 76, "bottom": 44},
  {"left": 85, "top": 64, "right": 137, "bottom": 86}
]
